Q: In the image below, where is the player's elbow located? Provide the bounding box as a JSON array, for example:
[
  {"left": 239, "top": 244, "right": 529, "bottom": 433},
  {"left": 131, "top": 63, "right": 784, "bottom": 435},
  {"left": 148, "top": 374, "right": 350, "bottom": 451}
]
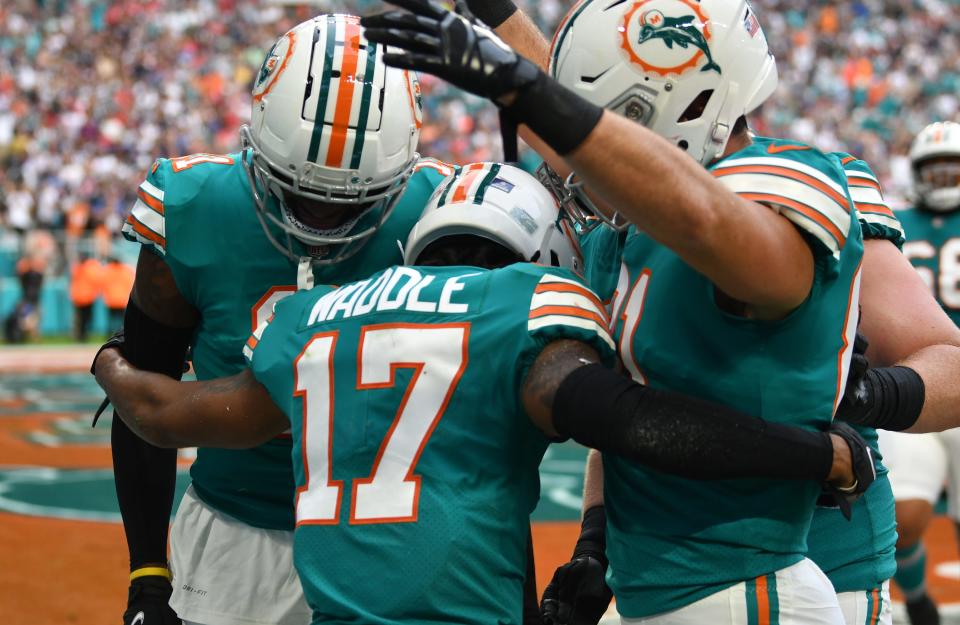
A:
[{"left": 130, "top": 413, "right": 182, "bottom": 449}]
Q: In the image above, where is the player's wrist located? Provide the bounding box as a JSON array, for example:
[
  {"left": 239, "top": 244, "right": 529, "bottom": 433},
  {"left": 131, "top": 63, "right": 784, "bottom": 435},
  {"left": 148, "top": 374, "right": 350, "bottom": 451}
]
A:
[
  {"left": 572, "top": 505, "right": 608, "bottom": 563},
  {"left": 465, "top": 0, "right": 518, "bottom": 28},
  {"left": 502, "top": 62, "right": 604, "bottom": 156},
  {"left": 130, "top": 564, "right": 172, "bottom": 582}
]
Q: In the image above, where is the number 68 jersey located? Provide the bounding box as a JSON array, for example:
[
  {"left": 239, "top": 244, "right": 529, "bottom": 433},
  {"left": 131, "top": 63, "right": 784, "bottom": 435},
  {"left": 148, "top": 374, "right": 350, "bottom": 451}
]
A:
[
  {"left": 245, "top": 263, "right": 615, "bottom": 625},
  {"left": 897, "top": 205, "right": 960, "bottom": 323}
]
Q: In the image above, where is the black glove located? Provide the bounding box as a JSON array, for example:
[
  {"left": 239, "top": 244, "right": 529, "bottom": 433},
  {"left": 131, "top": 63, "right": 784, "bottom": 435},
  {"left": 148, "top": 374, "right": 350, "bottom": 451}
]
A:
[
  {"left": 816, "top": 421, "right": 877, "bottom": 520},
  {"left": 361, "top": 0, "right": 539, "bottom": 102},
  {"left": 123, "top": 575, "right": 181, "bottom": 625},
  {"left": 541, "top": 506, "right": 612, "bottom": 625}
]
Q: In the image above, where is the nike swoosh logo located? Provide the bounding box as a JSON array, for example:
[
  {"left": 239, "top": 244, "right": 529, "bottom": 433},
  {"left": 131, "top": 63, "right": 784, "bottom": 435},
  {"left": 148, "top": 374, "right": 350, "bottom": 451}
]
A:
[
  {"left": 131, "top": 612, "right": 145, "bottom": 625},
  {"left": 767, "top": 144, "right": 812, "bottom": 154}
]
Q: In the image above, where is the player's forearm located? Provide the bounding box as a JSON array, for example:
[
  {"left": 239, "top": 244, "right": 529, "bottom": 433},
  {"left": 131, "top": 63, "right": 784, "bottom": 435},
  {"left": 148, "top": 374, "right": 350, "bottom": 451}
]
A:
[
  {"left": 97, "top": 353, "right": 191, "bottom": 448},
  {"left": 553, "top": 364, "right": 841, "bottom": 482},
  {"left": 564, "top": 113, "right": 812, "bottom": 315},
  {"left": 581, "top": 449, "right": 605, "bottom": 513}
]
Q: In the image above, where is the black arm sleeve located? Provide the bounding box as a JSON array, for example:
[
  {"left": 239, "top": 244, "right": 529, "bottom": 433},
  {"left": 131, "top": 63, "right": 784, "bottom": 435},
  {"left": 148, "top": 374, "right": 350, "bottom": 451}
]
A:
[
  {"left": 837, "top": 366, "right": 925, "bottom": 432},
  {"left": 112, "top": 300, "right": 194, "bottom": 569},
  {"left": 552, "top": 364, "right": 833, "bottom": 481},
  {"left": 465, "top": 0, "right": 517, "bottom": 28}
]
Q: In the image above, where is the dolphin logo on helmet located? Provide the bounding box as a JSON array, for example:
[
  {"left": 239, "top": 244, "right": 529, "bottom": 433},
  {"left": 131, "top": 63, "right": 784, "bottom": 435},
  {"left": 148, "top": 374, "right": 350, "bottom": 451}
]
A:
[{"left": 637, "top": 10, "right": 721, "bottom": 74}]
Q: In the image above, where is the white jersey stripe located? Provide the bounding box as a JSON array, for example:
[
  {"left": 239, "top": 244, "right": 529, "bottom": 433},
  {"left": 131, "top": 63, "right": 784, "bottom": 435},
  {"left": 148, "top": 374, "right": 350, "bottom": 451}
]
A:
[
  {"left": 528, "top": 315, "right": 616, "bottom": 351},
  {"left": 139, "top": 180, "right": 165, "bottom": 202},
  {"left": 538, "top": 274, "right": 589, "bottom": 288},
  {"left": 531, "top": 291, "right": 606, "bottom": 317},
  {"left": 131, "top": 200, "right": 165, "bottom": 238},
  {"left": 778, "top": 210, "right": 841, "bottom": 257},
  {"left": 713, "top": 156, "right": 846, "bottom": 197},
  {"left": 859, "top": 212, "right": 905, "bottom": 237},
  {"left": 849, "top": 186, "right": 887, "bottom": 208},
  {"left": 121, "top": 221, "right": 166, "bottom": 255},
  {"left": 717, "top": 173, "right": 851, "bottom": 235}
]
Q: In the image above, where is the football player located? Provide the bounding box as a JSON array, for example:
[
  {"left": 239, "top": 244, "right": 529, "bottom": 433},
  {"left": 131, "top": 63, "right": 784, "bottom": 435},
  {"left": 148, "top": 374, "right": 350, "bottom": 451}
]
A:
[
  {"left": 376, "top": 3, "right": 960, "bottom": 625},
  {"left": 95, "top": 164, "right": 874, "bottom": 625},
  {"left": 866, "top": 121, "right": 960, "bottom": 625},
  {"left": 362, "top": 0, "right": 873, "bottom": 621},
  {"left": 110, "top": 14, "right": 453, "bottom": 625}
]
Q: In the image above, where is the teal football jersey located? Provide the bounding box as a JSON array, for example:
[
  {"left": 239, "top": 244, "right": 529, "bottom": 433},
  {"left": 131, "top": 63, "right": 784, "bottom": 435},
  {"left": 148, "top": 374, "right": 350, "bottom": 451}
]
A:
[
  {"left": 246, "top": 263, "right": 615, "bottom": 625},
  {"left": 806, "top": 154, "right": 897, "bottom": 592},
  {"left": 122, "top": 152, "right": 454, "bottom": 529},
  {"left": 897, "top": 205, "right": 960, "bottom": 325},
  {"left": 580, "top": 137, "right": 864, "bottom": 617}
]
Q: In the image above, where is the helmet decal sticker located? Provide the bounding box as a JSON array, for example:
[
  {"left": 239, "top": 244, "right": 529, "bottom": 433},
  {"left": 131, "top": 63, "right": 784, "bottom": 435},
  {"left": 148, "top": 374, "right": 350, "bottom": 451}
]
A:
[
  {"left": 253, "top": 30, "right": 297, "bottom": 103},
  {"left": 618, "top": 0, "right": 721, "bottom": 77}
]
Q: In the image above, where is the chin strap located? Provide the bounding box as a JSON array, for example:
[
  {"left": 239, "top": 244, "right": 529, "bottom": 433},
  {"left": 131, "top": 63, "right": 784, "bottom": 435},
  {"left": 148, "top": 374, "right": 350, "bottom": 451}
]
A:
[{"left": 297, "top": 257, "right": 315, "bottom": 291}]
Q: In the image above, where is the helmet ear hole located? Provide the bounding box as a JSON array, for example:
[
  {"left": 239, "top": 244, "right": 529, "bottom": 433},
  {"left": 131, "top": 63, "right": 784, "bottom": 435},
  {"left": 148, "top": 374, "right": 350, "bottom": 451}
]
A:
[
  {"left": 677, "top": 90, "right": 715, "bottom": 123},
  {"left": 550, "top": 250, "right": 560, "bottom": 267}
]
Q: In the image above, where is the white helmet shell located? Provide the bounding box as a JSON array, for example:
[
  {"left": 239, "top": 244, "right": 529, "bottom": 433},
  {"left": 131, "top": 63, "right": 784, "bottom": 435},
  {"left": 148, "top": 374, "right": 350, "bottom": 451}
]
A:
[
  {"left": 405, "top": 163, "right": 581, "bottom": 272},
  {"left": 910, "top": 121, "right": 960, "bottom": 212},
  {"left": 241, "top": 15, "right": 422, "bottom": 262},
  {"left": 551, "top": 0, "right": 778, "bottom": 165}
]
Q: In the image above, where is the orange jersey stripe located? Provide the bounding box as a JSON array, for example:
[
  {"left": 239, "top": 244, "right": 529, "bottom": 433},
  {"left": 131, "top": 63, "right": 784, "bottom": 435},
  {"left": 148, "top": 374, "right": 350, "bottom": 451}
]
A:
[
  {"left": 126, "top": 214, "right": 166, "bottom": 248},
  {"left": 246, "top": 335, "right": 259, "bottom": 350},
  {"left": 854, "top": 202, "right": 895, "bottom": 217},
  {"left": 137, "top": 189, "right": 164, "bottom": 214},
  {"left": 715, "top": 165, "right": 851, "bottom": 212},
  {"left": 840, "top": 155, "right": 857, "bottom": 165},
  {"left": 847, "top": 177, "right": 882, "bottom": 191},
  {"left": 325, "top": 21, "right": 362, "bottom": 167},
  {"left": 756, "top": 575, "right": 770, "bottom": 625},
  {"left": 740, "top": 192, "right": 846, "bottom": 246},
  {"left": 529, "top": 305, "right": 608, "bottom": 327},
  {"left": 534, "top": 283, "right": 606, "bottom": 315}
]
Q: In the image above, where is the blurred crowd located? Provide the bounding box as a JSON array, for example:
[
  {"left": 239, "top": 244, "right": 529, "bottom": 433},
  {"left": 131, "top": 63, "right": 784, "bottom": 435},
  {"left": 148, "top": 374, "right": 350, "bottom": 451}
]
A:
[{"left": 0, "top": 0, "right": 958, "bottom": 264}]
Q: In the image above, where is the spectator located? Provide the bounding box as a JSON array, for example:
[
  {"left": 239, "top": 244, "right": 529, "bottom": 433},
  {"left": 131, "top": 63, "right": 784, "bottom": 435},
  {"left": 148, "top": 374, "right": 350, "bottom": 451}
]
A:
[
  {"left": 1, "top": 0, "right": 957, "bottom": 294},
  {"left": 69, "top": 253, "right": 103, "bottom": 342},
  {"left": 101, "top": 256, "right": 135, "bottom": 332}
]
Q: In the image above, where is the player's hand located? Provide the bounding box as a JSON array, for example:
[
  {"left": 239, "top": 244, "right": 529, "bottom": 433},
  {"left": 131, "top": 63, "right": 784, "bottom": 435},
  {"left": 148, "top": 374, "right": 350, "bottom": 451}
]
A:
[
  {"left": 818, "top": 421, "right": 876, "bottom": 520},
  {"left": 361, "top": 0, "right": 539, "bottom": 103},
  {"left": 123, "top": 575, "right": 181, "bottom": 625},
  {"left": 541, "top": 506, "right": 612, "bottom": 625},
  {"left": 91, "top": 328, "right": 126, "bottom": 376}
]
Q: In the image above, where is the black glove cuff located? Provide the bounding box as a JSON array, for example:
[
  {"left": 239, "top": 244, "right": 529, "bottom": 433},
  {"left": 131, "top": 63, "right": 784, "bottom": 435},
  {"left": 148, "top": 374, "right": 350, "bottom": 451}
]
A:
[
  {"left": 849, "top": 366, "right": 925, "bottom": 431},
  {"left": 503, "top": 61, "right": 604, "bottom": 155},
  {"left": 573, "top": 505, "right": 607, "bottom": 563},
  {"left": 466, "top": 0, "right": 517, "bottom": 28}
]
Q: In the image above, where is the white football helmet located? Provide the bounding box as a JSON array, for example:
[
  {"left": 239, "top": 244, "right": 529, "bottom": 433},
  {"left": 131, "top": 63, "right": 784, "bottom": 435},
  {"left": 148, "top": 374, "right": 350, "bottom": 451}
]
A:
[
  {"left": 547, "top": 0, "right": 777, "bottom": 229},
  {"left": 910, "top": 121, "right": 960, "bottom": 212},
  {"left": 241, "top": 15, "right": 422, "bottom": 263},
  {"left": 405, "top": 163, "right": 581, "bottom": 272}
]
